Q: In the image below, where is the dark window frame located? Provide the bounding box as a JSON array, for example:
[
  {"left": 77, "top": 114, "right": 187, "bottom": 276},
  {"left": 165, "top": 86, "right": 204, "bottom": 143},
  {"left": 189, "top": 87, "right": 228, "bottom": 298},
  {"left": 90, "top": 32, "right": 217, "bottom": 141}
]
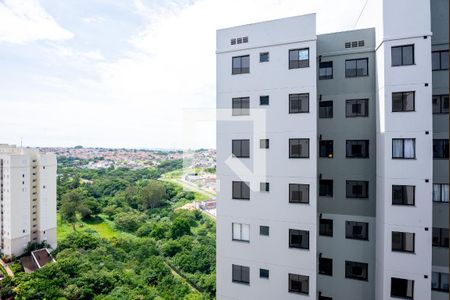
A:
[
  {"left": 289, "top": 138, "right": 310, "bottom": 158},
  {"left": 319, "top": 61, "right": 333, "bottom": 80},
  {"left": 289, "top": 48, "right": 310, "bottom": 69},
  {"left": 289, "top": 183, "right": 310, "bottom": 204},
  {"left": 232, "top": 264, "right": 250, "bottom": 284},
  {"left": 391, "top": 277, "right": 414, "bottom": 299},
  {"left": 391, "top": 44, "right": 415, "bottom": 66},
  {"left": 289, "top": 93, "right": 310, "bottom": 113},
  {"left": 232, "top": 97, "right": 250, "bottom": 116},
  {"left": 319, "top": 179, "right": 333, "bottom": 197},
  {"left": 319, "top": 140, "right": 334, "bottom": 158},
  {"left": 259, "top": 268, "right": 269, "bottom": 279},
  {"left": 392, "top": 91, "right": 415, "bottom": 112},
  {"left": 232, "top": 181, "right": 250, "bottom": 200},
  {"left": 319, "top": 257, "right": 333, "bottom": 276},
  {"left": 432, "top": 271, "right": 449, "bottom": 292},
  {"left": 345, "top": 221, "right": 369, "bottom": 241},
  {"left": 232, "top": 223, "right": 250, "bottom": 242},
  {"left": 345, "top": 58, "right": 368, "bottom": 77},
  {"left": 288, "top": 273, "right": 309, "bottom": 295},
  {"left": 319, "top": 100, "right": 333, "bottom": 118},
  {"left": 433, "top": 139, "right": 449, "bottom": 159},
  {"left": 260, "top": 226, "right": 269, "bottom": 236},
  {"left": 433, "top": 183, "right": 449, "bottom": 203},
  {"left": 259, "top": 139, "right": 269, "bottom": 149},
  {"left": 260, "top": 95, "right": 269, "bottom": 106},
  {"left": 346, "top": 180, "right": 369, "bottom": 199},
  {"left": 232, "top": 139, "right": 250, "bottom": 158},
  {"left": 232, "top": 55, "right": 250, "bottom": 75},
  {"left": 319, "top": 218, "right": 333, "bottom": 237},
  {"left": 346, "top": 99, "right": 369, "bottom": 117},
  {"left": 289, "top": 229, "right": 310, "bottom": 250},
  {"left": 432, "top": 95, "right": 449, "bottom": 114},
  {"left": 260, "top": 52, "right": 269, "bottom": 63},
  {"left": 392, "top": 138, "right": 416, "bottom": 159},
  {"left": 432, "top": 50, "right": 449, "bottom": 71},
  {"left": 392, "top": 231, "right": 415, "bottom": 253},
  {"left": 345, "top": 260, "right": 368, "bottom": 281},
  {"left": 346, "top": 140, "right": 369, "bottom": 158},
  {"left": 433, "top": 227, "right": 449, "bottom": 248},
  {"left": 392, "top": 185, "right": 415, "bottom": 206},
  {"left": 260, "top": 182, "right": 270, "bottom": 192}
]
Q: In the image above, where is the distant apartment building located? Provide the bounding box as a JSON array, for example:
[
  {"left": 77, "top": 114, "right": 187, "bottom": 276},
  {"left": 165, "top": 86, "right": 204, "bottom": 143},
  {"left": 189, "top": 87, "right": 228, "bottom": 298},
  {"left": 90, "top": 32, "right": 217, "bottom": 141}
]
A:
[
  {"left": 216, "top": 0, "right": 448, "bottom": 299},
  {"left": 0, "top": 145, "right": 57, "bottom": 257}
]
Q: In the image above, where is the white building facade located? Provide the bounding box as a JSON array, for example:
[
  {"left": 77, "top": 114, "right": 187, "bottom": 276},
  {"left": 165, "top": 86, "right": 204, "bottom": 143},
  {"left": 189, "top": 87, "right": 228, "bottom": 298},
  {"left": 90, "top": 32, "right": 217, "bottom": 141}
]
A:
[
  {"left": 216, "top": 0, "right": 448, "bottom": 299},
  {"left": 0, "top": 145, "right": 57, "bottom": 257}
]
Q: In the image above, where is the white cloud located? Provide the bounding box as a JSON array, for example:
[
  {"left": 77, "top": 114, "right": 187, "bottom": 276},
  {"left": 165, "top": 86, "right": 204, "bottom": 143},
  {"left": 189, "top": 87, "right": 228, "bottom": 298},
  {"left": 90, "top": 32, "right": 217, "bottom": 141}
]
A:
[{"left": 0, "top": 0, "right": 73, "bottom": 44}]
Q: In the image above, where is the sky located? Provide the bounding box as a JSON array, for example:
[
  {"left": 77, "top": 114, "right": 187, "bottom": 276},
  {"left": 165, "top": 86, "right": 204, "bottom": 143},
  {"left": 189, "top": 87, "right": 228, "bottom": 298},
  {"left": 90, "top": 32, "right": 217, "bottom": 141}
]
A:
[{"left": 0, "top": 0, "right": 375, "bottom": 150}]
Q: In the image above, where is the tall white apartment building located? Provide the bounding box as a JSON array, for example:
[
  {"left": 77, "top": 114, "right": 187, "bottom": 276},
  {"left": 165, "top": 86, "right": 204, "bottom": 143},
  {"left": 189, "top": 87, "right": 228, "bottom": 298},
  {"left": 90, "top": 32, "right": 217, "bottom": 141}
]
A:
[
  {"left": 216, "top": 0, "right": 448, "bottom": 299},
  {"left": 0, "top": 145, "right": 57, "bottom": 257}
]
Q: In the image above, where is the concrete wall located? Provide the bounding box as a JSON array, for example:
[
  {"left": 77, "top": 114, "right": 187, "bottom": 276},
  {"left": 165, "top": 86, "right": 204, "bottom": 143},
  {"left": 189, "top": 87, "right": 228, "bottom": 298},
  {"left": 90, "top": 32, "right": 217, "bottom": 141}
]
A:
[{"left": 217, "top": 14, "right": 317, "bottom": 300}]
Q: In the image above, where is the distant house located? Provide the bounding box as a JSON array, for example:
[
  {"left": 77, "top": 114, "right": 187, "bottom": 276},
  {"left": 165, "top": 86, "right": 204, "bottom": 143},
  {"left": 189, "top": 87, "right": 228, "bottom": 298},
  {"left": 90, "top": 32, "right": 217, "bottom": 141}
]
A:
[{"left": 20, "top": 248, "right": 55, "bottom": 273}]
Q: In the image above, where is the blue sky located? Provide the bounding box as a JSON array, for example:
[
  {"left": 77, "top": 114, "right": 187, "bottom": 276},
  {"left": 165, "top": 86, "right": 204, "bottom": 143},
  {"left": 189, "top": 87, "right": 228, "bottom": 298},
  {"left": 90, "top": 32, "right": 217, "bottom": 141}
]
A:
[{"left": 0, "top": 0, "right": 374, "bottom": 149}]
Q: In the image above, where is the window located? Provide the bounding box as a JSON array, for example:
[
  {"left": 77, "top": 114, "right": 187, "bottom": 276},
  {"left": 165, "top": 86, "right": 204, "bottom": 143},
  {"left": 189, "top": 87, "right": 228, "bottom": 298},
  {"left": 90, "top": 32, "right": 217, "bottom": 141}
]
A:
[
  {"left": 392, "top": 92, "right": 415, "bottom": 112},
  {"left": 433, "top": 139, "right": 449, "bottom": 159},
  {"left": 432, "top": 50, "right": 449, "bottom": 71},
  {"left": 289, "top": 184, "right": 309, "bottom": 204},
  {"left": 260, "top": 95, "right": 269, "bottom": 106},
  {"left": 319, "top": 180, "right": 333, "bottom": 197},
  {"left": 232, "top": 97, "right": 250, "bottom": 116},
  {"left": 289, "top": 139, "right": 309, "bottom": 158},
  {"left": 259, "top": 139, "right": 269, "bottom": 149},
  {"left": 232, "top": 55, "right": 250, "bottom": 74},
  {"left": 232, "top": 139, "right": 250, "bottom": 158},
  {"left": 346, "top": 99, "right": 368, "bottom": 117},
  {"left": 232, "top": 265, "right": 250, "bottom": 284},
  {"left": 346, "top": 140, "right": 369, "bottom": 158},
  {"left": 392, "top": 231, "right": 415, "bottom": 253},
  {"left": 432, "top": 272, "right": 449, "bottom": 292},
  {"left": 232, "top": 223, "right": 250, "bottom": 242},
  {"left": 433, "top": 95, "right": 449, "bottom": 114},
  {"left": 391, "top": 277, "right": 414, "bottom": 299},
  {"left": 289, "top": 48, "right": 309, "bottom": 69},
  {"left": 288, "top": 273, "right": 309, "bottom": 295},
  {"left": 346, "top": 181, "right": 369, "bottom": 198},
  {"left": 319, "top": 140, "right": 333, "bottom": 158},
  {"left": 260, "top": 182, "right": 270, "bottom": 192},
  {"left": 345, "top": 261, "right": 368, "bottom": 281},
  {"left": 319, "top": 219, "right": 333, "bottom": 237},
  {"left": 345, "top": 58, "right": 368, "bottom": 77},
  {"left": 391, "top": 45, "right": 414, "bottom": 66},
  {"left": 319, "top": 61, "right": 333, "bottom": 79},
  {"left": 232, "top": 181, "right": 250, "bottom": 200},
  {"left": 289, "top": 93, "right": 309, "bottom": 113},
  {"left": 319, "top": 257, "right": 333, "bottom": 276},
  {"left": 260, "top": 52, "right": 269, "bottom": 62},
  {"left": 392, "top": 138, "right": 415, "bottom": 159},
  {"left": 432, "top": 228, "right": 449, "bottom": 247},
  {"left": 260, "top": 226, "right": 269, "bottom": 236},
  {"left": 346, "top": 221, "right": 369, "bottom": 240},
  {"left": 392, "top": 185, "right": 415, "bottom": 205},
  {"left": 260, "top": 269, "right": 269, "bottom": 279},
  {"left": 433, "top": 184, "right": 449, "bottom": 203},
  {"left": 319, "top": 100, "right": 333, "bottom": 118},
  {"left": 289, "top": 229, "right": 309, "bottom": 249}
]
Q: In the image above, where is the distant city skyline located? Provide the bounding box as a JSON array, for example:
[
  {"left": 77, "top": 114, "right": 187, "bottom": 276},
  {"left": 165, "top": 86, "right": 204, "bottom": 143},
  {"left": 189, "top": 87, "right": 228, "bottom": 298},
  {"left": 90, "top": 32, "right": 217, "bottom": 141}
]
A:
[{"left": 0, "top": 0, "right": 375, "bottom": 149}]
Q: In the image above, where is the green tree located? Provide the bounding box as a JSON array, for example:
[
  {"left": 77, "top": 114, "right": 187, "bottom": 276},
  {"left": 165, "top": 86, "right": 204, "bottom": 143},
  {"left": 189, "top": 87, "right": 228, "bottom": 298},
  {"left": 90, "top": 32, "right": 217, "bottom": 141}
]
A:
[
  {"left": 171, "top": 218, "right": 191, "bottom": 239},
  {"left": 140, "top": 180, "right": 166, "bottom": 210}
]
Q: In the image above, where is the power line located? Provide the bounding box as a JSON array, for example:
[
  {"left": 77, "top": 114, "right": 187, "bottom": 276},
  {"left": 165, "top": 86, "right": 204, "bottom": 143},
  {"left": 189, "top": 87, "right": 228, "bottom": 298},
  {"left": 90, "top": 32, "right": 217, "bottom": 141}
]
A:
[{"left": 354, "top": 0, "right": 369, "bottom": 28}]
